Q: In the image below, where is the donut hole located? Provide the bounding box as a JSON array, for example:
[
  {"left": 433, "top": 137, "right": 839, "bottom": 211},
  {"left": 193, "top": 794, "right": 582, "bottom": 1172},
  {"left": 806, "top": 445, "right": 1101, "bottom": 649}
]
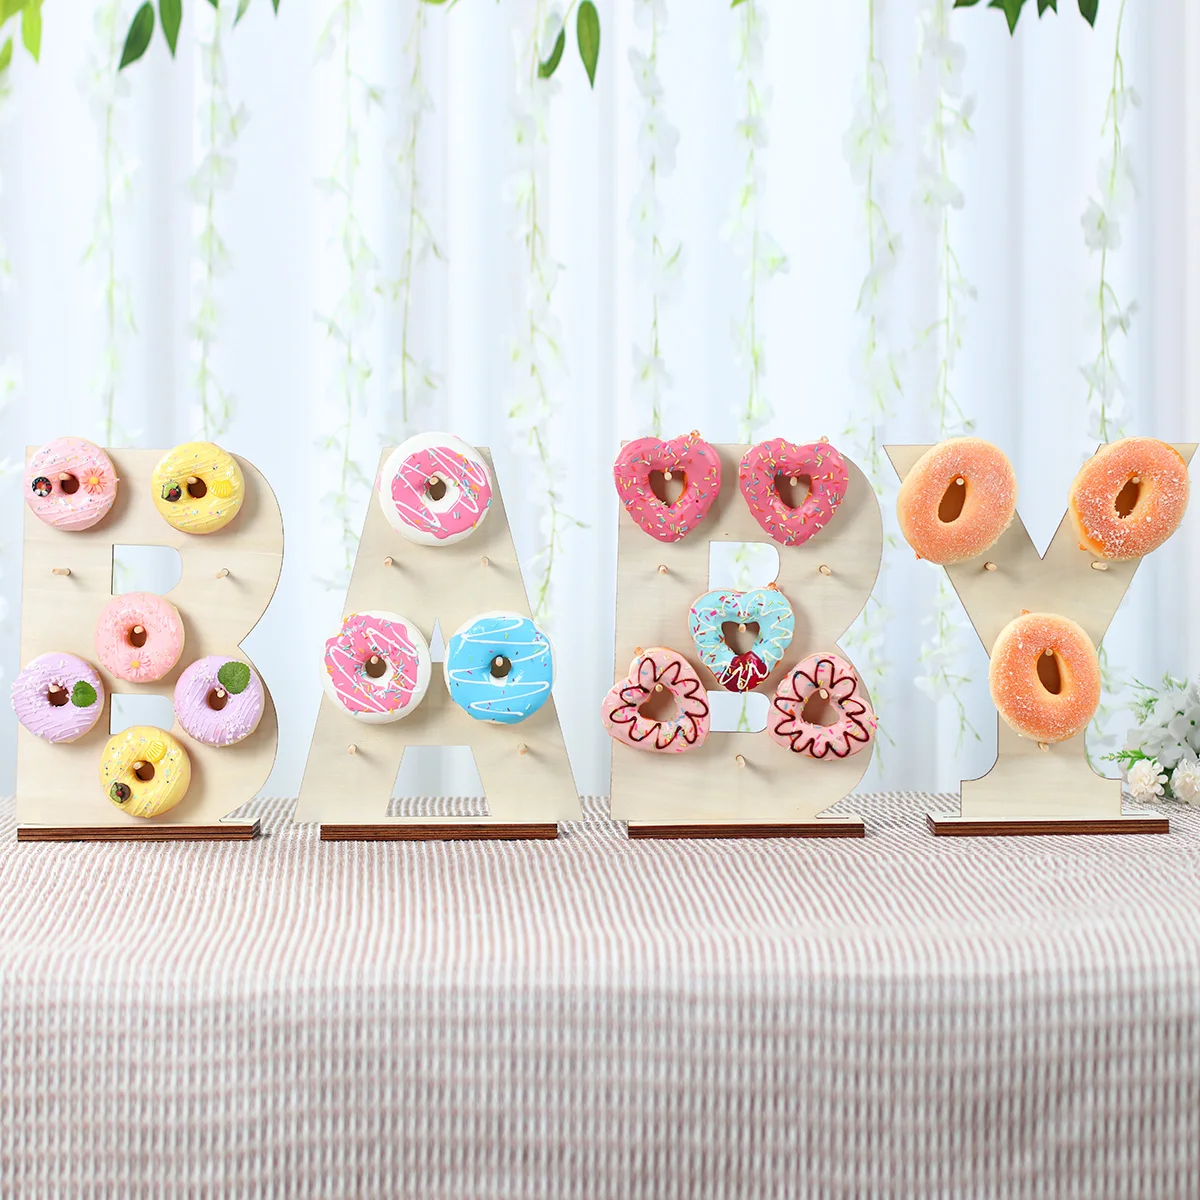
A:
[
  {"left": 938, "top": 477, "right": 967, "bottom": 523},
  {"left": 721, "top": 621, "right": 760, "bottom": 656},
  {"left": 127, "top": 625, "right": 148, "bottom": 649},
  {"left": 364, "top": 655, "right": 388, "bottom": 680},
  {"left": 638, "top": 687, "right": 679, "bottom": 723},
  {"left": 774, "top": 473, "right": 812, "bottom": 510},
  {"left": 649, "top": 470, "right": 686, "bottom": 505},
  {"left": 801, "top": 690, "right": 841, "bottom": 727},
  {"left": 1114, "top": 478, "right": 1140, "bottom": 519},
  {"left": 186, "top": 476, "right": 208, "bottom": 499},
  {"left": 490, "top": 655, "right": 513, "bottom": 679},
  {"left": 206, "top": 688, "right": 229, "bottom": 712},
  {"left": 1037, "top": 650, "right": 1063, "bottom": 696},
  {"left": 133, "top": 761, "right": 156, "bottom": 782},
  {"left": 58, "top": 473, "right": 80, "bottom": 495},
  {"left": 425, "top": 476, "right": 448, "bottom": 502},
  {"left": 46, "top": 686, "right": 69, "bottom": 708}
]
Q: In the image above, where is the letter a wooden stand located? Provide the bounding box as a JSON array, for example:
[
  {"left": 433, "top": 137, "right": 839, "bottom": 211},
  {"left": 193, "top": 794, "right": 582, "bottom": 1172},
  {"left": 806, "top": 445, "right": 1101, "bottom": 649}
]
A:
[
  {"left": 295, "top": 448, "right": 580, "bottom": 841},
  {"left": 887, "top": 443, "right": 1196, "bottom": 837},
  {"left": 610, "top": 443, "right": 883, "bottom": 838},
  {"left": 16, "top": 449, "right": 284, "bottom": 841}
]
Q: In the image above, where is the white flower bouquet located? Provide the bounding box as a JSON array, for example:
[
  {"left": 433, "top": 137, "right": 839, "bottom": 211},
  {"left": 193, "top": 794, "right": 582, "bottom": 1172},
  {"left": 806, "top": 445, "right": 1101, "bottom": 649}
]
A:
[{"left": 1105, "top": 673, "right": 1200, "bottom": 803}]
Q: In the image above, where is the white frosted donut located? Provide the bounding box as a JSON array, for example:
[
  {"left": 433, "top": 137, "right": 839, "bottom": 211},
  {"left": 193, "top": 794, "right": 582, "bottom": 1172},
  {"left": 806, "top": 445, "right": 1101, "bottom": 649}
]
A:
[{"left": 376, "top": 432, "right": 493, "bottom": 546}]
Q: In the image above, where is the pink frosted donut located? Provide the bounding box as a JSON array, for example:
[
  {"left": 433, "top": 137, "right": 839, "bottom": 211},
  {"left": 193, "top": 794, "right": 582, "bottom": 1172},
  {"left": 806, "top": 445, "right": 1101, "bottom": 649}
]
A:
[
  {"left": 897, "top": 438, "right": 1017, "bottom": 564},
  {"left": 174, "top": 656, "right": 265, "bottom": 747},
  {"left": 11, "top": 652, "right": 106, "bottom": 742},
  {"left": 323, "top": 609, "right": 432, "bottom": 723},
  {"left": 613, "top": 432, "right": 722, "bottom": 542},
  {"left": 377, "top": 432, "right": 493, "bottom": 546},
  {"left": 25, "top": 437, "right": 118, "bottom": 531},
  {"left": 1068, "top": 437, "right": 1190, "bottom": 561},
  {"left": 94, "top": 592, "right": 185, "bottom": 683},
  {"left": 769, "top": 653, "right": 877, "bottom": 759},
  {"left": 739, "top": 438, "right": 849, "bottom": 547},
  {"left": 601, "top": 647, "right": 710, "bottom": 753},
  {"left": 988, "top": 612, "right": 1101, "bottom": 744}
]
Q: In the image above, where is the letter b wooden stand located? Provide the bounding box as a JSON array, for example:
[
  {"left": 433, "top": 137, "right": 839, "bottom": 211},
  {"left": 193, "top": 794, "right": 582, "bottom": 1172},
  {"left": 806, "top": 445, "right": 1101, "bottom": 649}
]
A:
[{"left": 888, "top": 443, "right": 1196, "bottom": 837}]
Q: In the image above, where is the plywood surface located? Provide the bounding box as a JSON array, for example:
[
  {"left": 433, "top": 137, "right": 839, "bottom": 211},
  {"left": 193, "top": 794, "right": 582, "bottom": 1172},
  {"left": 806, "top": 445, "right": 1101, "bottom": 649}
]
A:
[
  {"left": 295, "top": 448, "right": 581, "bottom": 830},
  {"left": 610, "top": 443, "right": 883, "bottom": 827},
  {"left": 16, "top": 448, "right": 283, "bottom": 833}
]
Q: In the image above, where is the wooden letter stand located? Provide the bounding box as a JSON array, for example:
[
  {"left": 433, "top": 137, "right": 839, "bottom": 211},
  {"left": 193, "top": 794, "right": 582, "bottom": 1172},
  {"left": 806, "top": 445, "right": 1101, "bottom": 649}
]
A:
[
  {"left": 610, "top": 443, "right": 883, "bottom": 838},
  {"left": 295, "top": 448, "right": 581, "bottom": 840},
  {"left": 887, "top": 443, "right": 1196, "bottom": 837},
  {"left": 16, "top": 449, "right": 283, "bottom": 841}
]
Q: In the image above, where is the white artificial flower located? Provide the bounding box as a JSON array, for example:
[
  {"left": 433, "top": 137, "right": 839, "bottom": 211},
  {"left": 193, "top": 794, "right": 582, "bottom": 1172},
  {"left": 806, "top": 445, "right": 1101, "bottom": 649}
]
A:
[
  {"left": 632, "top": 346, "right": 672, "bottom": 397},
  {"left": 1171, "top": 759, "right": 1200, "bottom": 803},
  {"left": 639, "top": 109, "right": 679, "bottom": 174},
  {"left": 628, "top": 48, "right": 662, "bottom": 101},
  {"left": 1127, "top": 757, "right": 1167, "bottom": 801},
  {"left": 632, "top": 0, "right": 667, "bottom": 31},
  {"left": 1081, "top": 199, "right": 1121, "bottom": 252}
]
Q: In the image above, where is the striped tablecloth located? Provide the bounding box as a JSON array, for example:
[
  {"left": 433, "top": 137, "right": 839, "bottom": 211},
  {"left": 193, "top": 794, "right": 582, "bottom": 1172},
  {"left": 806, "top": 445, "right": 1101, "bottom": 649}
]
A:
[{"left": 2, "top": 792, "right": 1199, "bottom": 1198}]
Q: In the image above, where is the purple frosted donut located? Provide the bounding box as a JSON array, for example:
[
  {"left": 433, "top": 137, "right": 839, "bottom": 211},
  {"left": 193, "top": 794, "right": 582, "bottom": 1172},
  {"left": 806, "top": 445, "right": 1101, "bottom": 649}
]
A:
[
  {"left": 173, "top": 656, "right": 265, "bottom": 747},
  {"left": 12, "top": 652, "right": 106, "bottom": 742}
]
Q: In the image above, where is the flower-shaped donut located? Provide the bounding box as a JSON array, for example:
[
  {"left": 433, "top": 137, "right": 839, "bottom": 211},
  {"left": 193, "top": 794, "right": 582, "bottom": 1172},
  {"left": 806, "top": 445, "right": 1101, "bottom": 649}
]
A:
[
  {"left": 769, "top": 653, "right": 876, "bottom": 759},
  {"left": 601, "top": 647, "right": 710, "bottom": 753}
]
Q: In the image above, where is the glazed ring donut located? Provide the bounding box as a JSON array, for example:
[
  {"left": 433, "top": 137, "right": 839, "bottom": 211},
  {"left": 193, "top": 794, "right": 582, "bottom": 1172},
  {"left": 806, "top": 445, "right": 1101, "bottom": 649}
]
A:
[
  {"left": 739, "top": 438, "right": 849, "bottom": 547},
  {"left": 11, "top": 652, "right": 105, "bottom": 743},
  {"left": 444, "top": 611, "right": 555, "bottom": 725},
  {"left": 601, "top": 647, "right": 711, "bottom": 753},
  {"left": 94, "top": 592, "right": 185, "bottom": 683},
  {"left": 152, "top": 441, "right": 245, "bottom": 534},
  {"left": 688, "top": 585, "right": 795, "bottom": 692},
  {"left": 988, "top": 612, "right": 1101, "bottom": 744},
  {"left": 25, "top": 437, "right": 119, "bottom": 531},
  {"left": 174, "top": 656, "right": 265, "bottom": 747},
  {"left": 897, "top": 438, "right": 1017, "bottom": 564},
  {"left": 1068, "top": 437, "right": 1190, "bottom": 561},
  {"left": 769, "top": 653, "right": 877, "bottom": 759},
  {"left": 323, "top": 609, "right": 431, "bottom": 723},
  {"left": 100, "top": 725, "right": 191, "bottom": 818},
  {"left": 613, "top": 432, "right": 722, "bottom": 542},
  {"left": 377, "top": 432, "right": 493, "bottom": 545}
]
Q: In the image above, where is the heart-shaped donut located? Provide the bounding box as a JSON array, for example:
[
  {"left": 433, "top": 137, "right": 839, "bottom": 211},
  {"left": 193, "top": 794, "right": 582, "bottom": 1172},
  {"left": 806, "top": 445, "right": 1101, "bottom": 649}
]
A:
[
  {"left": 687, "top": 586, "right": 795, "bottom": 692},
  {"left": 739, "top": 438, "right": 849, "bottom": 547},
  {"left": 601, "top": 647, "right": 710, "bottom": 753},
  {"left": 769, "top": 653, "right": 877, "bottom": 759},
  {"left": 613, "top": 432, "right": 722, "bottom": 543}
]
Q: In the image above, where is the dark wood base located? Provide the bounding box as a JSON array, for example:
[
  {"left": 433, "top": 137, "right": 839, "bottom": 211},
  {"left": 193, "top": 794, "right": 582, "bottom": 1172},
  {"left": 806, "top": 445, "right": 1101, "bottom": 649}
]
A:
[
  {"left": 17, "top": 820, "right": 261, "bottom": 842},
  {"left": 320, "top": 822, "right": 559, "bottom": 841},
  {"left": 627, "top": 818, "right": 865, "bottom": 840},
  {"left": 926, "top": 812, "right": 1169, "bottom": 837}
]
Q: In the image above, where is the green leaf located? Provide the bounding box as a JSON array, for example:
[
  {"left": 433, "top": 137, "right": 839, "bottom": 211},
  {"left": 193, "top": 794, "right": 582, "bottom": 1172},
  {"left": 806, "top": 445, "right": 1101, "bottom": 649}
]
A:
[
  {"left": 206, "top": 0, "right": 218, "bottom": 8},
  {"left": 217, "top": 660, "right": 252, "bottom": 695},
  {"left": 70, "top": 681, "right": 98, "bottom": 709},
  {"left": 271, "top": 0, "right": 280, "bottom": 11},
  {"left": 235, "top": 0, "right": 251, "bottom": 24},
  {"left": 576, "top": 0, "right": 599, "bottom": 88},
  {"left": 952, "top": 0, "right": 985, "bottom": 6},
  {"left": 119, "top": 2, "right": 155, "bottom": 69},
  {"left": 0, "top": 36, "right": 11, "bottom": 73},
  {"left": 20, "top": 0, "right": 39, "bottom": 62},
  {"left": 1037, "top": 0, "right": 1057, "bottom": 13},
  {"left": 730, "top": 0, "right": 749, "bottom": 6},
  {"left": 988, "top": 0, "right": 1027, "bottom": 33},
  {"left": 0, "top": 0, "right": 26, "bottom": 22},
  {"left": 159, "top": 0, "right": 181, "bottom": 55},
  {"left": 1077, "top": 0, "right": 1098, "bottom": 24},
  {"left": 538, "top": 25, "right": 564, "bottom": 79}
]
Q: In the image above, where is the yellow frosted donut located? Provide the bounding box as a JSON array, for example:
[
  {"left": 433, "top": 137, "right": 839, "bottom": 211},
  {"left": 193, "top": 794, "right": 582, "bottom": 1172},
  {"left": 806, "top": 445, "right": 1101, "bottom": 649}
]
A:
[
  {"left": 152, "top": 441, "right": 245, "bottom": 534},
  {"left": 99, "top": 725, "right": 192, "bottom": 818}
]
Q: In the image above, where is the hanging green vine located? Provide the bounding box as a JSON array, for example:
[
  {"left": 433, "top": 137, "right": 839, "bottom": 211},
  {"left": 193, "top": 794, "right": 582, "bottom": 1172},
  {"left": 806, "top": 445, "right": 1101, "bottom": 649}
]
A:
[{"left": 953, "top": 0, "right": 1097, "bottom": 34}]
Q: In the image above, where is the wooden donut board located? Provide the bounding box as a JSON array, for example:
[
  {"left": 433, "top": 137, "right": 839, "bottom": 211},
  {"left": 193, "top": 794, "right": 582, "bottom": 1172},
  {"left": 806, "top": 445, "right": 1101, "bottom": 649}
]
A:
[
  {"left": 610, "top": 443, "right": 883, "bottom": 838},
  {"left": 887, "top": 443, "right": 1197, "bottom": 837},
  {"left": 15, "top": 448, "right": 284, "bottom": 841},
  {"left": 294, "top": 448, "right": 581, "bottom": 840}
]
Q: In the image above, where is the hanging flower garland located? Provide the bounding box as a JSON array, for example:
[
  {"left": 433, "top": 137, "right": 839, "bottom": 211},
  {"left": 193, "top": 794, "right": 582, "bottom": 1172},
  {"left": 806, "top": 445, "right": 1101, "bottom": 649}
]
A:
[
  {"left": 391, "top": 1, "right": 442, "bottom": 435},
  {"left": 629, "top": 0, "right": 681, "bottom": 439},
  {"left": 841, "top": 0, "right": 902, "bottom": 749},
  {"left": 914, "top": 0, "right": 979, "bottom": 749},
  {"left": 316, "top": 0, "right": 380, "bottom": 585},
  {"left": 191, "top": 0, "right": 247, "bottom": 439}
]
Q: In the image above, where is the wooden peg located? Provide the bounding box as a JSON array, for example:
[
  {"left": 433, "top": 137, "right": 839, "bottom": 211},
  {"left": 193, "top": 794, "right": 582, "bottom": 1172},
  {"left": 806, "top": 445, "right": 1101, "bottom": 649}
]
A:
[
  {"left": 819, "top": 689, "right": 829, "bottom": 700},
  {"left": 132, "top": 761, "right": 146, "bottom": 772},
  {"left": 1038, "top": 742, "right": 1050, "bottom": 753},
  {"left": 818, "top": 564, "right": 832, "bottom": 577},
  {"left": 215, "top": 688, "right": 226, "bottom": 700},
  {"left": 59, "top": 472, "right": 71, "bottom": 481},
  {"left": 654, "top": 683, "right": 664, "bottom": 692},
  {"left": 735, "top": 754, "right": 746, "bottom": 767},
  {"left": 47, "top": 684, "right": 63, "bottom": 695},
  {"left": 518, "top": 743, "right": 529, "bottom": 756},
  {"left": 983, "top": 561, "right": 997, "bottom": 572},
  {"left": 383, "top": 556, "right": 394, "bottom": 567},
  {"left": 132, "top": 625, "right": 144, "bottom": 636},
  {"left": 663, "top": 471, "right": 673, "bottom": 482},
  {"left": 187, "top": 476, "right": 199, "bottom": 485},
  {"left": 348, "top": 744, "right": 358, "bottom": 755},
  {"left": 215, "top": 568, "right": 230, "bottom": 579},
  {"left": 657, "top": 564, "right": 668, "bottom": 575},
  {"left": 738, "top": 623, "right": 747, "bottom": 633},
  {"left": 1091, "top": 561, "right": 1109, "bottom": 571},
  {"left": 480, "top": 556, "right": 490, "bottom": 567},
  {"left": 955, "top": 477, "right": 965, "bottom": 486},
  {"left": 1044, "top": 648, "right": 1053, "bottom": 657},
  {"left": 634, "top": 647, "right": 644, "bottom": 657},
  {"left": 369, "top": 655, "right": 381, "bottom": 666},
  {"left": 51, "top": 567, "right": 71, "bottom": 577}
]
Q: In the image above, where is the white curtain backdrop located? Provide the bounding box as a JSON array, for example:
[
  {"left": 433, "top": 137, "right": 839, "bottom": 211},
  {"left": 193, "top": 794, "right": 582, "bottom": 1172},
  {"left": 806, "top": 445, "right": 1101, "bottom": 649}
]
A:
[{"left": 0, "top": 0, "right": 1197, "bottom": 801}]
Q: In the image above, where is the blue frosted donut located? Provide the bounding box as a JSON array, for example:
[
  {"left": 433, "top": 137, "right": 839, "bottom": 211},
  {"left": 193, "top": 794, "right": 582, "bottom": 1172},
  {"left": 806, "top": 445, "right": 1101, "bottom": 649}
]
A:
[
  {"left": 444, "top": 611, "right": 555, "bottom": 724},
  {"left": 688, "top": 586, "right": 795, "bottom": 692}
]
